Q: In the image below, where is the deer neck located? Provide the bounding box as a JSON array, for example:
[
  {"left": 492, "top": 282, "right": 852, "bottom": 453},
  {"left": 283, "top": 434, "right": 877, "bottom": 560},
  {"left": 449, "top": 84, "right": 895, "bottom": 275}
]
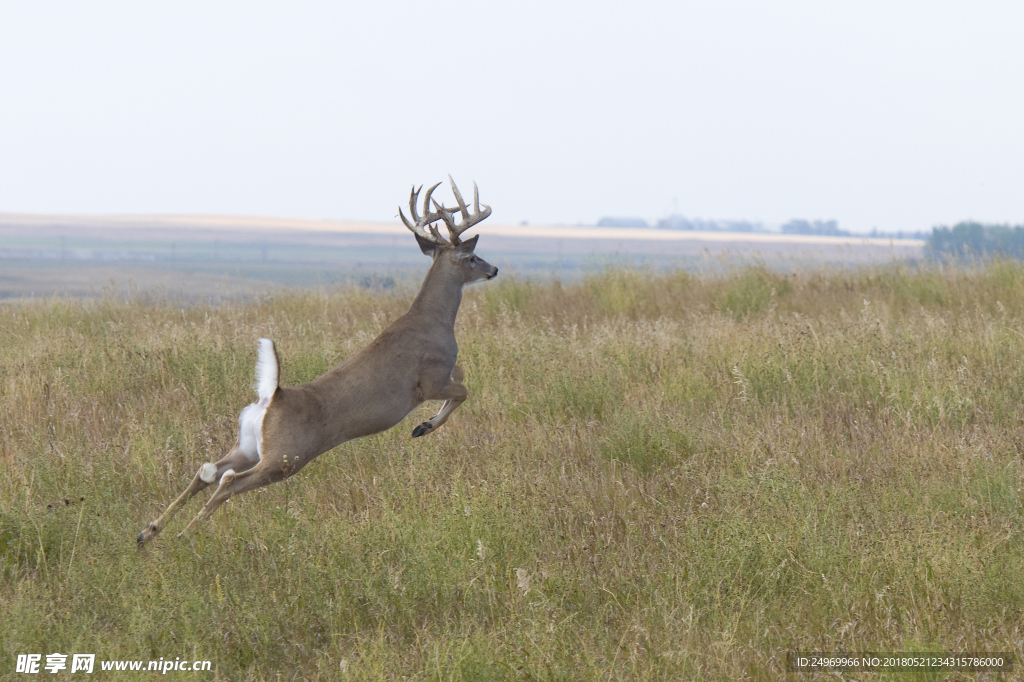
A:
[{"left": 407, "top": 260, "right": 464, "bottom": 330}]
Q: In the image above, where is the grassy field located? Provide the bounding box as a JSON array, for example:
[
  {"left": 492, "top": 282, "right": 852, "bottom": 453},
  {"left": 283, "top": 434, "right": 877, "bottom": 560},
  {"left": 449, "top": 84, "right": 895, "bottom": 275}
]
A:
[{"left": 2, "top": 263, "right": 1024, "bottom": 679}]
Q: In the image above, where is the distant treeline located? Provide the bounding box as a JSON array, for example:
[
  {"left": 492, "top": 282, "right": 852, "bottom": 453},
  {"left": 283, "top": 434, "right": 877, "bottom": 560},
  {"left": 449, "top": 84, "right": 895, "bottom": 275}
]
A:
[
  {"left": 927, "top": 222, "right": 1024, "bottom": 260},
  {"left": 870, "top": 228, "right": 929, "bottom": 240},
  {"left": 656, "top": 216, "right": 764, "bottom": 232},
  {"left": 780, "top": 219, "right": 848, "bottom": 237},
  {"left": 596, "top": 215, "right": 768, "bottom": 231},
  {"left": 597, "top": 217, "right": 650, "bottom": 228},
  {"left": 595, "top": 217, "right": 1024, "bottom": 256},
  {"left": 602, "top": 216, "right": 854, "bottom": 236}
]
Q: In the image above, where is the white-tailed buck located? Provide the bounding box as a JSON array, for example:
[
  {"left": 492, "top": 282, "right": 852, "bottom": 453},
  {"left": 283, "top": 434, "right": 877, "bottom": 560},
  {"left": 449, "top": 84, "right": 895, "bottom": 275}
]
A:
[{"left": 138, "top": 177, "right": 497, "bottom": 544}]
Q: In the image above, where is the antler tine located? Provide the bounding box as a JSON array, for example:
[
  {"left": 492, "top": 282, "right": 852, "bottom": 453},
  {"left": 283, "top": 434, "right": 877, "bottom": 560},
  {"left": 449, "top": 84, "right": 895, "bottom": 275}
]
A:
[
  {"left": 440, "top": 176, "right": 492, "bottom": 244},
  {"left": 408, "top": 185, "right": 422, "bottom": 223},
  {"left": 449, "top": 174, "right": 470, "bottom": 221},
  {"left": 399, "top": 206, "right": 414, "bottom": 230},
  {"left": 426, "top": 222, "right": 444, "bottom": 243},
  {"left": 421, "top": 182, "right": 443, "bottom": 223},
  {"left": 472, "top": 182, "right": 492, "bottom": 223},
  {"left": 431, "top": 198, "right": 458, "bottom": 237},
  {"left": 400, "top": 183, "right": 449, "bottom": 244}
]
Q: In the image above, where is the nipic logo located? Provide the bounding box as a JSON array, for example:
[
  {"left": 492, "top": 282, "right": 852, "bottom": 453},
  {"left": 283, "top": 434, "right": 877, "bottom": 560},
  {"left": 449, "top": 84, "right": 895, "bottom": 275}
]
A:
[
  {"left": 15, "top": 653, "right": 211, "bottom": 674},
  {"left": 16, "top": 654, "right": 94, "bottom": 674}
]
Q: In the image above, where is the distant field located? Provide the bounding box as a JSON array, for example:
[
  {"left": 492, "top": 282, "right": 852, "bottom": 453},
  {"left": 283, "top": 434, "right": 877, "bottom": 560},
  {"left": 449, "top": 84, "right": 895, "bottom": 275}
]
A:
[
  {"left": 0, "top": 212, "right": 923, "bottom": 299},
  {"left": 1, "top": 263, "right": 1022, "bottom": 678}
]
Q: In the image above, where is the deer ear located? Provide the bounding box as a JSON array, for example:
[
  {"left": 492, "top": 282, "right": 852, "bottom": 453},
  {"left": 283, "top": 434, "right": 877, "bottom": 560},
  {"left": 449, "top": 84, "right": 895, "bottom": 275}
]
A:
[
  {"left": 455, "top": 235, "right": 479, "bottom": 252},
  {"left": 415, "top": 233, "right": 438, "bottom": 257}
]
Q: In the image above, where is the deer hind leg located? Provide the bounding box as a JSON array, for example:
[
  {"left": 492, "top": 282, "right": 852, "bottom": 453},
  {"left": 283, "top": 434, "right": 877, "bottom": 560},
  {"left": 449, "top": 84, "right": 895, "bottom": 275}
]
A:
[
  {"left": 137, "top": 404, "right": 265, "bottom": 544},
  {"left": 412, "top": 365, "right": 468, "bottom": 438},
  {"left": 178, "top": 450, "right": 295, "bottom": 537}
]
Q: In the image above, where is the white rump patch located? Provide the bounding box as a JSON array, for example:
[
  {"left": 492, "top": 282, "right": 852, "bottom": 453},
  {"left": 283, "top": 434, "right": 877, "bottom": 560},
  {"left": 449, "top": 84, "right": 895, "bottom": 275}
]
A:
[
  {"left": 254, "top": 338, "right": 279, "bottom": 404},
  {"left": 236, "top": 403, "right": 266, "bottom": 464},
  {"left": 199, "top": 462, "right": 217, "bottom": 484}
]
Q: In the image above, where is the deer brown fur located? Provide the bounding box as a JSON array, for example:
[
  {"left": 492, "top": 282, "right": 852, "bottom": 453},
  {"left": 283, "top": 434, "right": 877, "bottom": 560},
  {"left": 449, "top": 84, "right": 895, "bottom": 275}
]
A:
[{"left": 137, "top": 178, "right": 497, "bottom": 544}]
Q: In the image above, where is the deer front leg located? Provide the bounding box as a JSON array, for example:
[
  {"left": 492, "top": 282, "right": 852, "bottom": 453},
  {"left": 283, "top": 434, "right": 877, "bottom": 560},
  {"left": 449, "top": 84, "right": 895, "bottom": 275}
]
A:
[{"left": 412, "top": 365, "right": 468, "bottom": 438}]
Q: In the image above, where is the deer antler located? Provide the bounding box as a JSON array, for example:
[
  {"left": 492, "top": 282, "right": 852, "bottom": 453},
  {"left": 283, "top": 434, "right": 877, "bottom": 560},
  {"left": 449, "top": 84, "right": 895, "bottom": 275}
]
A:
[
  {"left": 399, "top": 182, "right": 446, "bottom": 244},
  {"left": 433, "top": 175, "right": 492, "bottom": 245},
  {"left": 400, "top": 177, "right": 492, "bottom": 245}
]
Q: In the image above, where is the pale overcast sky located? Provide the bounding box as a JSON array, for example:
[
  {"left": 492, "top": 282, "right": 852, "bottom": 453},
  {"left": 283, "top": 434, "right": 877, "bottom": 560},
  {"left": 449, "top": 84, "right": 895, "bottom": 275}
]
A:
[{"left": 1, "top": 1, "right": 1021, "bottom": 232}]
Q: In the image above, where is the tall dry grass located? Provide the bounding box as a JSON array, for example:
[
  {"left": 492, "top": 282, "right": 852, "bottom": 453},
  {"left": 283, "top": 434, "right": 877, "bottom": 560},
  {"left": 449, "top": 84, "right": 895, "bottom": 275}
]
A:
[{"left": 2, "top": 262, "right": 1024, "bottom": 679}]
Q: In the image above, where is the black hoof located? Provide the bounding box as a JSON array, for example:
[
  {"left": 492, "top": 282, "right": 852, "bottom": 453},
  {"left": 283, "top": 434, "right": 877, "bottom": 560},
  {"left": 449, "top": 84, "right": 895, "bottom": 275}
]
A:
[
  {"left": 412, "top": 421, "right": 433, "bottom": 438},
  {"left": 136, "top": 531, "right": 146, "bottom": 545}
]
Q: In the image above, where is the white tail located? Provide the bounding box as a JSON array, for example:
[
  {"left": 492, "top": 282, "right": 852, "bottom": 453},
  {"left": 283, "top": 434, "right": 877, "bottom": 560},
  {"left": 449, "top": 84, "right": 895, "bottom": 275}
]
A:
[
  {"left": 137, "top": 178, "right": 500, "bottom": 544},
  {"left": 254, "top": 338, "right": 279, "bottom": 404}
]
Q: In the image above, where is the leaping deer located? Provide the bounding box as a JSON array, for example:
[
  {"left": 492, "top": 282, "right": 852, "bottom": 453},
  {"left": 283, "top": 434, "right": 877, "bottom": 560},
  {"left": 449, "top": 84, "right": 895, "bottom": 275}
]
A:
[{"left": 137, "top": 177, "right": 497, "bottom": 544}]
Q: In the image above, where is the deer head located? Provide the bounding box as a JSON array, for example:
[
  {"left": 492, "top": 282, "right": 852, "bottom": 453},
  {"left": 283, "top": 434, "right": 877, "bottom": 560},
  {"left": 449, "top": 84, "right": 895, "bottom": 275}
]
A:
[{"left": 399, "top": 176, "right": 498, "bottom": 284}]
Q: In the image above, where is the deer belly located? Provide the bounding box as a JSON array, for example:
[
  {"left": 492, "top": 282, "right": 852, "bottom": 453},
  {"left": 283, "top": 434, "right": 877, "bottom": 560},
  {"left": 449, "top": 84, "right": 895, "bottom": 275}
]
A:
[{"left": 335, "top": 391, "right": 421, "bottom": 441}]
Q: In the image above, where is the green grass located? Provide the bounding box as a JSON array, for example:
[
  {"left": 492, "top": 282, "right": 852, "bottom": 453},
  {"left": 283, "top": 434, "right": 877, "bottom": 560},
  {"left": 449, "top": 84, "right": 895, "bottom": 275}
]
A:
[{"left": 2, "top": 263, "right": 1024, "bottom": 679}]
